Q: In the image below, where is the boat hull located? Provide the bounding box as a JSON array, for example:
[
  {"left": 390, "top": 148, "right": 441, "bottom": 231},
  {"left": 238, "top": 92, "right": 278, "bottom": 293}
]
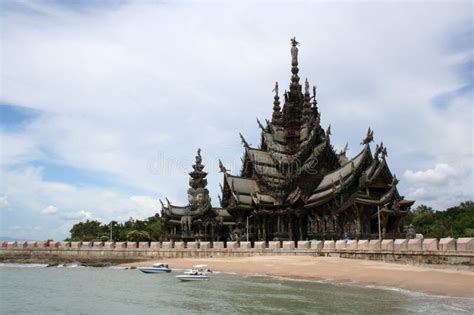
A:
[
  {"left": 139, "top": 268, "right": 172, "bottom": 274},
  {"left": 175, "top": 275, "right": 209, "bottom": 281}
]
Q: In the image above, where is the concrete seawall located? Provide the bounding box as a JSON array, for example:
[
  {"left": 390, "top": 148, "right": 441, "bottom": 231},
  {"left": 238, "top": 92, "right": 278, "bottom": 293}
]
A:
[{"left": 1, "top": 238, "right": 473, "bottom": 266}]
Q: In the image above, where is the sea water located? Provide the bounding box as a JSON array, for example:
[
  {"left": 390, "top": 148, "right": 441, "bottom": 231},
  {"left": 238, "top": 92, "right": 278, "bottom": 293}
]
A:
[{"left": 0, "top": 264, "right": 473, "bottom": 314}]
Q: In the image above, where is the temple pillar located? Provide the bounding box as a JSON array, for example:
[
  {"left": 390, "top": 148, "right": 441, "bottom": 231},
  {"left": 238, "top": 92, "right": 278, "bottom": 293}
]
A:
[
  {"left": 255, "top": 217, "right": 262, "bottom": 241},
  {"left": 307, "top": 216, "right": 311, "bottom": 234},
  {"left": 316, "top": 215, "right": 321, "bottom": 233},
  {"left": 354, "top": 205, "right": 362, "bottom": 237},
  {"left": 298, "top": 217, "right": 303, "bottom": 240},
  {"left": 263, "top": 217, "right": 267, "bottom": 241},
  {"left": 288, "top": 216, "right": 293, "bottom": 241},
  {"left": 382, "top": 214, "right": 389, "bottom": 238}
]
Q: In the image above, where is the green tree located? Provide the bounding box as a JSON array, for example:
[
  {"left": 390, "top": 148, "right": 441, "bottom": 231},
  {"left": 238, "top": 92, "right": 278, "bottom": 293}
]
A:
[
  {"left": 126, "top": 230, "right": 151, "bottom": 242},
  {"left": 409, "top": 201, "right": 474, "bottom": 238},
  {"left": 69, "top": 220, "right": 107, "bottom": 241}
]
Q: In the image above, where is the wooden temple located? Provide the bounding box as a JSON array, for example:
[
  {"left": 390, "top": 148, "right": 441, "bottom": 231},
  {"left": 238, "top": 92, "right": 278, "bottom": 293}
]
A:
[
  {"left": 161, "top": 38, "right": 414, "bottom": 242},
  {"left": 219, "top": 38, "right": 414, "bottom": 241}
]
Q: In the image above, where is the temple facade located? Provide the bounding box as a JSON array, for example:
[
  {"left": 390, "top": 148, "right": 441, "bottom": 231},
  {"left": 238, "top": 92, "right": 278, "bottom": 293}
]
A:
[{"left": 161, "top": 38, "right": 414, "bottom": 242}]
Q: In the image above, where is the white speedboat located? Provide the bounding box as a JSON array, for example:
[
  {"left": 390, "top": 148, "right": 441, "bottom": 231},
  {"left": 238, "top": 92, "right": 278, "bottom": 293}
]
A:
[
  {"left": 176, "top": 264, "right": 211, "bottom": 281},
  {"left": 138, "top": 263, "right": 172, "bottom": 274},
  {"left": 183, "top": 264, "right": 213, "bottom": 275}
]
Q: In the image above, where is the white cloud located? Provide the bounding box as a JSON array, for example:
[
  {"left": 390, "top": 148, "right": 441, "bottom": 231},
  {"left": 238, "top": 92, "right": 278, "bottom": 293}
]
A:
[
  {"left": 0, "top": 196, "right": 10, "bottom": 209},
  {"left": 404, "top": 163, "right": 458, "bottom": 185},
  {"left": 41, "top": 205, "right": 58, "bottom": 215},
  {"left": 59, "top": 210, "right": 93, "bottom": 221},
  {"left": 403, "top": 163, "right": 473, "bottom": 209},
  {"left": 0, "top": 166, "right": 159, "bottom": 239},
  {"left": 129, "top": 196, "right": 157, "bottom": 214}
]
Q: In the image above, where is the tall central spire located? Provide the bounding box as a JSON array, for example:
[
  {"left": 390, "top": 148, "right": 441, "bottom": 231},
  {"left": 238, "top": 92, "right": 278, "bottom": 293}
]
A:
[{"left": 290, "top": 37, "right": 301, "bottom": 94}]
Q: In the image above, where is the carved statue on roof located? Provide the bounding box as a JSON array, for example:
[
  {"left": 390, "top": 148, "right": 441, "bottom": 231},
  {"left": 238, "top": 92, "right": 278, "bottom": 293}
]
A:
[
  {"left": 218, "top": 159, "right": 228, "bottom": 173},
  {"left": 195, "top": 148, "right": 202, "bottom": 165},
  {"left": 361, "top": 127, "right": 374, "bottom": 145},
  {"left": 381, "top": 146, "right": 388, "bottom": 159},
  {"left": 374, "top": 143, "right": 381, "bottom": 159},
  {"left": 290, "top": 37, "right": 299, "bottom": 63},
  {"left": 340, "top": 142, "right": 348, "bottom": 155},
  {"left": 273, "top": 81, "right": 279, "bottom": 95},
  {"left": 239, "top": 133, "right": 250, "bottom": 148},
  {"left": 391, "top": 174, "right": 399, "bottom": 187}
]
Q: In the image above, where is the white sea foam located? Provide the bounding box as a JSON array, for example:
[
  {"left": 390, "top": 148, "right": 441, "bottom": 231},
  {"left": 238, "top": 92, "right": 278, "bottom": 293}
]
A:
[{"left": 0, "top": 263, "right": 48, "bottom": 268}]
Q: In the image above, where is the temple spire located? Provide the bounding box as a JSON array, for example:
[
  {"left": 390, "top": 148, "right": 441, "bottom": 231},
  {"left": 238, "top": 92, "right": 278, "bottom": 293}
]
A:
[
  {"left": 289, "top": 37, "right": 301, "bottom": 94},
  {"left": 272, "top": 82, "right": 282, "bottom": 123},
  {"left": 312, "top": 86, "right": 318, "bottom": 110},
  {"left": 303, "top": 78, "right": 312, "bottom": 120},
  {"left": 189, "top": 148, "right": 207, "bottom": 189}
]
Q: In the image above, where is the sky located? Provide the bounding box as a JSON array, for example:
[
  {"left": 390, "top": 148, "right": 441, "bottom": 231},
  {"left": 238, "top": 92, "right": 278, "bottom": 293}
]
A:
[{"left": 0, "top": 0, "right": 472, "bottom": 240}]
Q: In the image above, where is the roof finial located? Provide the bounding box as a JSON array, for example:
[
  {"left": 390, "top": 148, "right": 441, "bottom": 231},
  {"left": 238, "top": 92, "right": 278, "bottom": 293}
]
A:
[
  {"left": 340, "top": 142, "right": 348, "bottom": 155},
  {"left": 302, "top": 78, "right": 312, "bottom": 121},
  {"left": 326, "top": 124, "right": 331, "bottom": 136},
  {"left": 256, "top": 118, "right": 265, "bottom": 131},
  {"left": 381, "top": 145, "right": 388, "bottom": 159},
  {"left": 312, "top": 85, "right": 318, "bottom": 107},
  {"left": 272, "top": 82, "right": 282, "bottom": 123},
  {"left": 290, "top": 37, "right": 300, "bottom": 92},
  {"left": 239, "top": 133, "right": 250, "bottom": 148}
]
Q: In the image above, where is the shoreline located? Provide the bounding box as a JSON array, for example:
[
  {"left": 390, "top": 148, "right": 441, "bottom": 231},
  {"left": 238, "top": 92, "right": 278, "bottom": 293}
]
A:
[{"left": 122, "top": 256, "right": 474, "bottom": 298}]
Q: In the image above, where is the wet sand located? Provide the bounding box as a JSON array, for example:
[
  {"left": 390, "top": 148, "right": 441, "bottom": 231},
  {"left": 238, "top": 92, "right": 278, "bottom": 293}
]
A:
[{"left": 124, "top": 256, "right": 474, "bottom": 298}]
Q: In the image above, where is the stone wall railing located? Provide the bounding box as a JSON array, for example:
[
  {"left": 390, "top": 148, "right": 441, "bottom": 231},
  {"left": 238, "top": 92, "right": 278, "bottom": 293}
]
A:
[{"left": 2, "top": 237, "right": 473, "bottom": 253}]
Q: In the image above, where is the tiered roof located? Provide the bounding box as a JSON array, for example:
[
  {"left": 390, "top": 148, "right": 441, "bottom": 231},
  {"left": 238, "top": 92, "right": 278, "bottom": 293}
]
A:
[{"left": 220, "top": 38, "right": 413, "bottom": 212}]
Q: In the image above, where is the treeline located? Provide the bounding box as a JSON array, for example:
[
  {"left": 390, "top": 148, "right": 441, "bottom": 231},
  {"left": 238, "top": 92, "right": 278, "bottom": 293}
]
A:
[
  {"left": 66, "top": 214, "right": 162, "bottom": 242},
  {"left": 66, "top": 201, "right": 474, "bottom": 241},
  {"left": 408, "top": 201, "right": 474, "bottom": 238}
]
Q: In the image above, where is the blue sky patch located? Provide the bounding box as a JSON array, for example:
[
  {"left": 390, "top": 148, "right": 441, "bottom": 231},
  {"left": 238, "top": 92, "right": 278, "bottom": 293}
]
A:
[{"left": 0, "top": 103, "right": 40, "bottom": 131}]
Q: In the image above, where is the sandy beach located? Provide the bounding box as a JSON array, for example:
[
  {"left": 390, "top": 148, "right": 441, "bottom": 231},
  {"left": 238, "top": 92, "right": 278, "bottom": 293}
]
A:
[{"left": 124, "top": 256, "right": 474, "bottom": 298}]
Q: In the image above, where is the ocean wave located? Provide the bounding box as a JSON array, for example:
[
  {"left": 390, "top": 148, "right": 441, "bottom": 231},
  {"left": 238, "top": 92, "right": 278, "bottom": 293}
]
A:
[{"left": 232, "top": 273, "right": 474, "bottom": 305}]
